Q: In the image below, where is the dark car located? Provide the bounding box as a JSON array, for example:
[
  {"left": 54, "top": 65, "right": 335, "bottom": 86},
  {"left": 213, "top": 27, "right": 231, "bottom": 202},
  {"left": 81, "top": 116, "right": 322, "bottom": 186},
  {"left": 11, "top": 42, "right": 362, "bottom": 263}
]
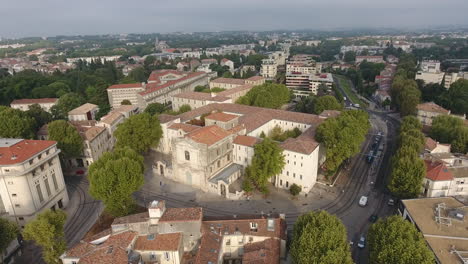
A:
[{"left": 369, "top": 214, "right": 378, "bottom": 223}]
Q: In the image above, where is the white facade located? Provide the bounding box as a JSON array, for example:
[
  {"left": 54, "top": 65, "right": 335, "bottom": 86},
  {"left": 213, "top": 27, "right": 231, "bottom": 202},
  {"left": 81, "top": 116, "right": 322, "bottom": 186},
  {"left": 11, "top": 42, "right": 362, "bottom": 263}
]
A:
[
  {"left": 0, "top": 139, "right": 69, "bottom": 227},
  {"left": 10, "top": 99, "right": 58, "bottom": 113},
  {"left": 260, "top": 59, "right": 278, "bottom": 80}
]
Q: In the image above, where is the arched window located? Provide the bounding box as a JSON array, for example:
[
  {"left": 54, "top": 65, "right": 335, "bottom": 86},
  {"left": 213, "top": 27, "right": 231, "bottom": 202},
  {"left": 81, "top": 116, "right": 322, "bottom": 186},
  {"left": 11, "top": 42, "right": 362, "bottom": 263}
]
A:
[{"left": 185, "top": 151, "right": 190, "bottom": 161}]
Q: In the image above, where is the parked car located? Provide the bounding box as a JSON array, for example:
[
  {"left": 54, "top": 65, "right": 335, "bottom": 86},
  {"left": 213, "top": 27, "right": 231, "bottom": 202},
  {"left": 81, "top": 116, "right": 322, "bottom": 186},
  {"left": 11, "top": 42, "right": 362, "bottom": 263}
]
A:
[
  {"left": 369, "top": 214, "right": 378, "bottom": 223},
  {"left": 357, "top": 235, "right": 366, "bottom": 248},
  {"left": 388, "top": 198, "right": 395, "bottom": 206},
  {"left": 359, "top": 196, "right": 368, "bottom": 207}
]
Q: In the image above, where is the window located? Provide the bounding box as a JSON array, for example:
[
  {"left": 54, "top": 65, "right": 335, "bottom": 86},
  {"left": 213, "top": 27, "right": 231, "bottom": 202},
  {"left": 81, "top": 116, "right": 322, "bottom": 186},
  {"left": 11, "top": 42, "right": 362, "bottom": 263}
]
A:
[
  {"left": 44, "top": 179, "right": 52, "bottom": 197},
  {"left": 280, "top": 180, "right": 283, "bottom": 186},
  {"left": 15, "top": 204, "right": 20, "bottom": 208},
  {"left": 7, "top": 181, "right": 13, "bottom": 185},
  {"left": 267, "top": 219, "right": 275, "bottom": 231},
  {"left": 29, "top": 160, "right": 33, "bottom": 165},
  {"left": 300, "top": 175, "right": 303, "bottom": 180},
  {"left": 286, "top": 171, "right": 289, "bottom": 176},
  {"left": 164, "top": 252, "right": 170, "bottom": 260},
  {"left": 226, "top": 239, "right": 231, "bottom": 245},
  {"left": 249, "top": 237, "right": 254, "bottom": 242},
  {"left": 36, "top": 184, "right": 44, "bottom": 203},
  {"left": 250, "top": 222, "right": 258, "bottom": 231},
  {"left": 150, "top": 253, "right": 156, "bottom": 260},
  {"left": 301, "top": 163, "right": 303, "bottom": 167},
  {"left": 185, "top": 151, "right": 190, "bottom": 161},
  {"left": 52, "top": 173, "right": 59, "bottom": 190},
  {"left": 227, "top": 154, "right": 230, "bottom": 161},
  {"left": 12, "top": 194, "right": 17, "bottom": 197},
  {"left": 18, "top": 217, "right": 24, "bottom": 221},
  {"left": 293, "top": 173, "right": 296, "bottom": 178},
  {"left": 286, "top": 181, "right": 289, "bottom": 188},
  {"left": 217, "top": 160, "right": 221, "bottom": 168}
]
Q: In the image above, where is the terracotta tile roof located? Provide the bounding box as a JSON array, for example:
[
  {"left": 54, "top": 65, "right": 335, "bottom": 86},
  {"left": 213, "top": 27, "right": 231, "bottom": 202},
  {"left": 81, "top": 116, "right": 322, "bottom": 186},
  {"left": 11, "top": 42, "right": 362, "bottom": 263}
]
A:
[
  {"left": 186, "top": 125, "right": 232, "bottom": 146},
  {"left": 0, "top": 139, "right": 56, "bottom": 165},
  {"left": 148, "top": 70, "right": 184, "bottom": 82},
  {"left": 10, "top": 98, "right": 58, "bottom": 105},
  {"left": 246, "top": 76, "right": 264, "bottom": 81},
  {"left": 424, "top": 160, "right": 453, "bottom": 181},
  {"left": 216, "top": 84, "right": 253, "bottom": 97},
  {"left": 233, "top": 135, "right": 261, "bottom": 147},
  {"left": 99, "top": 111, "right": 124, "bottom": 125},
  {"left": 168, "top": 123, "right": 201, "bottom": 133},
  {"left": 211, "top": 77, "right": 245, "bottom": 85},
  {"left": 141, "top": 71, "right": 206, "bottom": 96},
  {"left": 425, "top": 137, "right": 437, "bottom": 151},
  {"left": 107, "top": 83, "right": 143, "bottom": 90},
  {"left": 205, "top": 112, "right": 238, "bottom": 122},
  {"left": 159, "top": 207, "right": 203, "bottom": 222},
  {"left": 112, "top": 212, "right": 149, "bottom": 225},
  {"left": 134, "top": 233, "right": 182, "bottom": 251},
  {"left": 68, "top": 103, "right": 98, "bottom": 115},
  {"left": 113, "top": 105, "right": 138, "bottom": 114},
  {"left": 83, "top": 126, "right": 107, "bottom": 142},
  {"left": 280, "top": 126, "right": 319, "bottom": 154},
  {"left": 243, "top": 238, "right": 280, "bottom": 264},
  {"left": 173, "top": 91, "right": 230, "bottom": 102},
  {"left": 417, "top": 102, "right": 449, "bottom": 114},
  {"left": 158, "top": 114, "right": 179, "bottom": 124}
]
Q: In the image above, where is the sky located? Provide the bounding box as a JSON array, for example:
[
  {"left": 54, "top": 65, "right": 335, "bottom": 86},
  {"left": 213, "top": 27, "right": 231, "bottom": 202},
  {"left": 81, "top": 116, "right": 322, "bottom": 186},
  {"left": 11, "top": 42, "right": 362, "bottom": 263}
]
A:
[{"left": 1, "top": 0, "right": 468, "bottom": 38}]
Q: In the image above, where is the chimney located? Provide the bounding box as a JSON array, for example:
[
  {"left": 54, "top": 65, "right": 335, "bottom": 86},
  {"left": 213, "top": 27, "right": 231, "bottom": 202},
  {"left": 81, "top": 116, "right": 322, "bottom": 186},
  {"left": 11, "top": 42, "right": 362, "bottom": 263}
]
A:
[{"left": 148, "top": 200, "right": 166, "bottom": 225}]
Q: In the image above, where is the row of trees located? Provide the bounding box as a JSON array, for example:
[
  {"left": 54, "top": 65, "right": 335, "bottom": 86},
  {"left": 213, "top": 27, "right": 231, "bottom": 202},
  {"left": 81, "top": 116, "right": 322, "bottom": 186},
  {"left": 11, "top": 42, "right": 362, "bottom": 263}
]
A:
[
  {"left": 236, "top": 83, "right": 291, "bottom": 109},
  {"left": 290, "top": 211, "right": 434, "bottom": 264},
  {"left": 390, "top": 54, "right": 421, "bottom": 116},
  {"left": 388, "top": 116, "right": 426, "bottom": 199},
  {"left": 315, "top": 110, "right": 370, "bottom": 174},
  {"left": 418, "top": 79, "right": 468, "bottom": 116}
]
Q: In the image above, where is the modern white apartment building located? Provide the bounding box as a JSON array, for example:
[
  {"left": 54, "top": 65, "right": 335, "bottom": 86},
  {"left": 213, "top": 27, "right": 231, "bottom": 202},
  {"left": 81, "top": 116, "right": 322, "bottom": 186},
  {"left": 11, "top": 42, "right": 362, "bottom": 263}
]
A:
[
  {"left": 0, "top": 139, "right": 69, "bottom": 227},
  {"left": 415, "top": 60, "right": 444, "bottom": 85},
  {"left": 260, "top": 59, "right": 278, "bottom": 80},
  {"left": 210, "top": 76, "right": 265, "bottom": 89},
  {"left": 309, "top": 73, "right": 334, "bottom": 94},
  {"left": 107, "top": 70, "right": 209, "bottom": 109},
  {"left": 10, "top": 98, "right": 58, "bottom": 113}
]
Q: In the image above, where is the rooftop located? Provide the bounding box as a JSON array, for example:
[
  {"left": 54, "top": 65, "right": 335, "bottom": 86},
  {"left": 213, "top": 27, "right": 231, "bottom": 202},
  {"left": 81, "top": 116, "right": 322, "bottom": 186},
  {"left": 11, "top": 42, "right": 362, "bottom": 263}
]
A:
[
  {"left": 186, "top": 125, "right": 232, "bottom": 146},
  {"left": 159, "top": 207, "right": 203, "bottom": 222},
  {"left": 233, "top": 135, "right": 261, "bottom": 147},
  {"left": 210, "top": 77, "right": 246, "bottom": 85},
  {"left": 424, "top": 160, "right": 453, "bottom": 181},
  {"left": 68, "top": 103, "right": 98, "bottom": 115},
  {"left": 417, "top": 102, "right": 449, "bottom": 114},
  {"left": 107, "top": 83, "right": 143, "bottom": 90},
  {"left": 134, "top": 233, "right": 182, "bottom": 251},
  {"left": 10, "top": 98, "right": 58, "bottom": 105},
  {"left": 168, "top": 123, "right": 201, "bottom": 133},
  {"left": 0, "top": 139, "right": 56, "bottom": 165},
  {"left": 99, "top": 111, "right": 124, "bottom": 125},
  {"left": 205, "top": 112, "right": 238, "bottom": 122}
]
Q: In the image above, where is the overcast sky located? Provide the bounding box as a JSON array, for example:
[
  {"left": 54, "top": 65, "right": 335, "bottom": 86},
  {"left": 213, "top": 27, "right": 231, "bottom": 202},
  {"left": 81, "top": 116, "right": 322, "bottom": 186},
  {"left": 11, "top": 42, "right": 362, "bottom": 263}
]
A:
[{"left": 2, "top": 0, "right": 468, "bottom": 38}]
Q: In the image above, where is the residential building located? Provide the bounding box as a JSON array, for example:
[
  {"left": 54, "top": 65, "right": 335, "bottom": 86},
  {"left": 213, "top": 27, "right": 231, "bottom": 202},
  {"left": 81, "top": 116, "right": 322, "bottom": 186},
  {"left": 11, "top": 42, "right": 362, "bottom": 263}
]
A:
[
  {"left": 260, "top": 58, "right": 278, "bottom": 80},
  {"left": 176, "top": 62, "right": 189, "bottom": 71},
  {"left": 309, "top": 73, "right": 334, "bottom": 95},
  {"left": 355, "top": 56, "right": 385, "bottom": 64},
  {"left": 107, "top": 70, "right": 209, "bottom": 109},
  {"left": 68, "top": 103, "right": 99, "bottom": 121},
  {"left": 201, "top": 58, "right": 217, "bottom": 66},
  {"left": 416, "top": 60, "right": 444, "bottom": 85},
  {"left": 10, "top": 98, "right": 58, "bottom": 113},
  {"left": 209, "top": 76, "right": 265, "bottom": 89},
  {"left": 240, "top": 65, "right": 256, "bottom": 76},
  {"left": 422, "top": 153, "right": 468, "bottom": 197},
  {"left": 61, "top": 200, "right": 287, "bottom": 264},
  {"left": 443, "top": 72, "right": 468, "bottom": 89},
  {"left": 424, "top": 137, "right": 451, "bottom": 154},
  {"left": 155, "top": 103, "right": 329, "bottom": 198},
  {"left": 399, "top": 197, "right": 467, "bottom": 264},
  {"left": 416, "top": 102, "right": 450, "bottom": 126},
  {"left": 220, "top": 58, "right": 234, "bottom": 72},
  {"left": 0, "top": 139, "right": 69, "bottom": 227}
]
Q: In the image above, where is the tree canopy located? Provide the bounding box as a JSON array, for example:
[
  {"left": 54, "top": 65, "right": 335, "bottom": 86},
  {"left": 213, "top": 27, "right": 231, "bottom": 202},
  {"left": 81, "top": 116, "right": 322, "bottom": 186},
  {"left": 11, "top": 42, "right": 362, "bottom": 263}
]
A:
[
  {"left": 114, "top": 112, "right": 163, "bottom": 153},
  {"left": 315, "top": 110, "right": 370, "bottom": 174},
  {"left": 88, "top": 147, "right": 145, "bottom": 216},
  {"left": 50, "top": 92, "right": 85, "bottom": 120},
  {"left": 430, "top": 115, "right": 468, "bottom": 153},
  {"left": 47, "top": 120, "right": 83, "bottom": 159},
  {"left": 242, "top": 137, "right": 285, "bottom": 194},
  {"left": 0, "top": 107, "right": 36, "bottom": 139},
  {"left": 313, "top": 95, "right": 343, "bottom": 114},
  {"left": 23, "top": 209, "right": 67, "bottom": 264},
  {"left": 290, "top": 211, "right": 352, "bottom": 264},
  {"left": 368, "top": 216, "right": 434, "bottom": 264},
  {"left": 236, "top": 83, "right": 291, "bottom": 109},
  {"left": 0, "top": 218, "right": 18, "bottom": 259},
  {"left": 144, "top": 103, "right": 166, "bottom": 116},
  {"left": 26, "top": 103, "right": 53, "bottom": 131}
]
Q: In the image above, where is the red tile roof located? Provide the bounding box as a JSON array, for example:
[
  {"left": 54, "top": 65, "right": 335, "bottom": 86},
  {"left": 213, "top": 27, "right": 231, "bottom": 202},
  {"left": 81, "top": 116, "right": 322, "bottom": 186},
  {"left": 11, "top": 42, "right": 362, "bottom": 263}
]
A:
[
  {"left": 205, "top": 112, "right": 238, "bottom": 122},
  {"left": 233, "top": 135, "right": 261, "bottom": 147},
  {"left": 159, "top": 207, "right": 203, "bottom": 222},
  {"left": 10, "top": 98, "right": 58, "bottom": 105},
  {"left": 425, "top": 137, "right": 437, "bottom": 151},
  {"left": 211, "top": 77, "right": 245, "bottom": 85},
  {"left": 186, "top": 125, "right": 232, "bottom": 146},
  {"left": 141, "top": 71, "right": 206, "bottom": 96},
  {"left": 107, "top": 83, "right": 143, "bottom": 90},
  {"left": 134, "top": 233, "right": 182, "bottom": 251},
  {"left": 424, "top": 160, "right": 453, "bottom": 181},
  {"left": 417, "top": 102, "right": 449, "bottom": 114},
  {"left": 0, "top": 139, "right": 56, "bottom": 165},
  {"left": 168, "top": 123, "right": 201, "bottom": 133},
  {"left": 246, "top": 76, "right": 264, "bottom": 81}
]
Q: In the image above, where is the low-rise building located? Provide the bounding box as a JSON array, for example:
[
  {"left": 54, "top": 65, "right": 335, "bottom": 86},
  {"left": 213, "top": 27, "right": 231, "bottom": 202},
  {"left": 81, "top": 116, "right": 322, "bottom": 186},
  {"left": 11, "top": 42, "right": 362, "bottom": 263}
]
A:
[
  {"left": 416, "top": 102, "right": 450, "bottom": 126},
  {"left": 61, "top": 200, "right": 287, "bottom": 264},
  {"left": 355, "top": 56, "right": 384, "bottom": 64},
  {"left": 0, "top": 139, "right": 69, "bottom": 227},
  {"left": 221, "top": 58, "right": 234, "bottom": 72},
  {"left": 210, "top": 76, "right": 264, "bottom": 89},
  {"left": 68, "top": 103, "right": 99, "bottom": 121},
  {"left": 399, "top": 197, "right": 468, "bottom": 264},
  {"left": 424, "top": 137, "right": 451, "bottom": 154},
  {"left": 416, "top": 60, "right": 445, "bottom": 85},
  {"left": 10, "top": 98, "right": 58, "bottom": 112}
]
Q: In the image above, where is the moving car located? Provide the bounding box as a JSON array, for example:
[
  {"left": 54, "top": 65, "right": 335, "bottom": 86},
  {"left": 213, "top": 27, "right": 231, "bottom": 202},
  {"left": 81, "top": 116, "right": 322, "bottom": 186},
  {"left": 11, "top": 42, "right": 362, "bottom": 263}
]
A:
[
  {"left": 357, "top": 235, "right": 366, "bottom": 248},
  {"left": 388, "top": 198, "right": 395, "bottom": 206},
  {"left": 359, "top": 196, "right": 368, "bottom": 206},
  {"left": 369, "top": 214, "right": 378, "bottom": 223}
]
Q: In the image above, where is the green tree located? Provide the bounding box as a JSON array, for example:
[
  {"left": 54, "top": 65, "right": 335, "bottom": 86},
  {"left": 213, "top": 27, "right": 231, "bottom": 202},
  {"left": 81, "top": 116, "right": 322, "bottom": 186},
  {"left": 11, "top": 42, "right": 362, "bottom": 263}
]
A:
[
  {"left": 26, "top": 104, "right": 52, "bottom": 130},
  {"left": 0, "top": 107, "right": 36, "bottom": 139},
  {"left": 368, "top": 216, "right": 434, "bottom": 264},
  {"left": 178, "top": 104, "right": 192, "bottom": 114},
  {"left": 399, "top": 84, "right": 421, "bottom": 116},
  {"left": 439, "top": 79, "right": 468, "bottom": 115},
  {"left": 290, "top": 211, "right": 352, "bottom": 264},
  {"left": 115, "top": 113, "right": 163, "bottom": 153},
  {"left": 127, "top": 66, "right": 148, "bottom": 82},
  {"left": 289, "top": 183, "right": 301, "bottom": 196},
  {"left": 121, "top": 99, "right": 132, "bottom": 105},
  {"left": 388, "top": 146, "right": 426, "bottom": 198},
  {"left": 28, "top": 55, "right": 39, "bottom": 61},
  {"left": 88, "top": 147, "right": 144, "bottom": 216},
  {"left": 313, "top": 95, "right": 343, "bottom": 114},
  {"left": 399, "top": 116, "right": 422, "bottom": 133},
  {"left": 237, "top": 83, "right": 291, "bottom": 109},
  {"left": 316, "top": 110, "right": 370, "bottom": 174},
  {"left": 144, "top": 103, "right": 166, "bottom": 116},
  {"left": 47, "top": 120, "right": 83, "bottom": 159},
  {"left": 23, "top": 210, "right": 67, "bottom": 264},
  {"left": 0, "top": 218, "right": 18, "bottom": 262},
  {"left": 399, "top": 128, "right": 425, "bottom": 152},
  {"left": 243, "top": 138, "right": 285, "bottom": 194},
  {"left": 343, "top": 51, "right": 356, "bottom": 62},
  {"left": 430, "top": 115, "right": 468, "bottom": 153},
  {"left": 50, "top": 93, "right": 85, "bottom": 120}
]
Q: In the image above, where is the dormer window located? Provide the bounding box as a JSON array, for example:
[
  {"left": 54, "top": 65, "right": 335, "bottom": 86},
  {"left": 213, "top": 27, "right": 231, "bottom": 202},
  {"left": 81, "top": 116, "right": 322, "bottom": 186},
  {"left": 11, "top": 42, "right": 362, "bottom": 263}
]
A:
[{"left": 250, "top": 222, "right": 258, "bottom": 232}]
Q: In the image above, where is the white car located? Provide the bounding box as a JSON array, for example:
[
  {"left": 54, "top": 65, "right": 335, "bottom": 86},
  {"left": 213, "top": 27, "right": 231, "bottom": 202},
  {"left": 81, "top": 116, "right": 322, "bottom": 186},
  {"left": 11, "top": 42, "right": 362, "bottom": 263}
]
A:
[
  {"left": 359, "top": 196, "right": 368, "bottom": 207},
  {"left": 357, "top": 236, "right": 366, "bottom": 248}
]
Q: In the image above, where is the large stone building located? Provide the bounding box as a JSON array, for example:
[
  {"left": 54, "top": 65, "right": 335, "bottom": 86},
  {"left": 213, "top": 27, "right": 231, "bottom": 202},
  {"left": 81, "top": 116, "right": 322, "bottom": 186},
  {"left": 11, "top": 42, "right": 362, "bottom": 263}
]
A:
[
  {"left": 0, "top": 139, "right": 69, "bottom": 227},
  {"left": 68, "top": 103, "right": 99, "bottom": 121},
  {"left": 155, "top": 103, "right": 328, "bottom": 198},
  {"left": 209, "top": 76, "right": 264, "bottom": 89},
  {"left": 61, "top": 200, "right": 287, "bottom": 264},
  {"left": 107, "top": 70, "right": 209, "bottom": 109},
  {"left": 415, "top": 102, "right": 466, "bottom": 127},
  {"left": 10, "top": 98, "right": 58, "bottom": 113}
]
